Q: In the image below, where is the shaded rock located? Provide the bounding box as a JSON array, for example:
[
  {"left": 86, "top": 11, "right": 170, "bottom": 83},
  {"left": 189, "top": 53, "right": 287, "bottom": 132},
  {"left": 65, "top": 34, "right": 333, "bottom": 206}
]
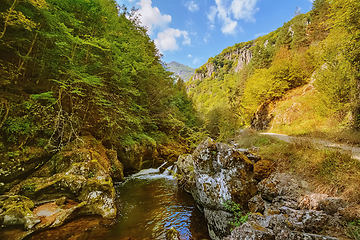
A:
[
  {"left": 318, "top": 197, "right": 345, "bottom": 215},
  {"left": 176, "top": 154, "right": 195, "bottom": 192},
  {"left": 248, "top": 195, "right": 266, "bottom": 214},
  {"left": 253, "top": 160, "right": 275, "bottom": 181},
  {"left": 251, "top": 101, "right": 274, "bottom": 131},
  {"left": 117, "top": 144, "right": 156, "bottom": 174},
  {"left": 204, "top": 209, "right": 233, "bottom": 240},
  {"left": 0, "top": 147, "right": 52, "bottom": 183},
  {"left": 166, "top": 227, "right": 180, "bottom": 240},
  {"left": 223, "top": 221, "right": 275, "bottom": 240},
  {"left": 105, "top": 149, "right": 124, "bottom": 182}
]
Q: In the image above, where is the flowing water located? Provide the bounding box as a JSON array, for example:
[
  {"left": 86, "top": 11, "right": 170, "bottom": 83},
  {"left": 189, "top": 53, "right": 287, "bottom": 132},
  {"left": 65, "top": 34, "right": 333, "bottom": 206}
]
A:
[
  {"left": 27, "top": 166, "right": 210, "bottom": 240},
  {"left": 106, "top": 166, "right": 210, "bottom": 239}
]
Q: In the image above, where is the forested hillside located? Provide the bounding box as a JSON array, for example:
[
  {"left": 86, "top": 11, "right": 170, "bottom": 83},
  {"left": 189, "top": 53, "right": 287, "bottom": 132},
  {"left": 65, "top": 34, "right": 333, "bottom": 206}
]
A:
[
  {"left": 0, "top": 0, "right": 201, "bottom": 159},
  {"left": 187, "top": 0, "right": 360, "bottom": 141}
]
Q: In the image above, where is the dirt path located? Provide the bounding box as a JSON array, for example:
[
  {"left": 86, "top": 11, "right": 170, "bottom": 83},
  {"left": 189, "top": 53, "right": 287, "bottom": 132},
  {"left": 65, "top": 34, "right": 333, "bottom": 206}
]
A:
[{"left": 260, "top": 133, "right": 360, "bottom": 161}]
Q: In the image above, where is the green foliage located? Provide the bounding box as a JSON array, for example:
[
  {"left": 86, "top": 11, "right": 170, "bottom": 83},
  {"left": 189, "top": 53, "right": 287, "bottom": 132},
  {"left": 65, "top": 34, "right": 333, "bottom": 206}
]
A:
[
  {"left": 30, "top": 92, "right": 57, "bottom": 104},
  {"left": 222, "top": 199, "right": 250, "bottom": 229},
  {"left": 346, "top": 220, "right": 360, "bottom": 239},
  {"left": 243, "top": 48, "right": 312, "bottom": 120},
  {"left": 0, "top": 0, "right": 202, "bottom": 152},
  {"left": 88, "top": 171, "right": 95, "bottom": 178}
]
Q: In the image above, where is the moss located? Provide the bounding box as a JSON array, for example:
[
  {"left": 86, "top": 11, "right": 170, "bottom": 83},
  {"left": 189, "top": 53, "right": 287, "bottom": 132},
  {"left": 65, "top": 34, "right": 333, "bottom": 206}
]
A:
[
  {"left": 21, "top": 183, "right": 38, "bottom": 196},
  {"left": 3, "top": 195, "right": 34, "bottom": 211}
]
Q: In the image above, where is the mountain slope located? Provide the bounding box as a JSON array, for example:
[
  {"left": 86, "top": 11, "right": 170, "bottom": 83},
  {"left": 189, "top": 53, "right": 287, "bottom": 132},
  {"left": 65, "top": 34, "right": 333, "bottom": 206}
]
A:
[
  {"left": 167, "top": 61, "right": 195, "bottom": 82},
  {"left": 186, "top": 0, "right": 360, "bottom": 141}
]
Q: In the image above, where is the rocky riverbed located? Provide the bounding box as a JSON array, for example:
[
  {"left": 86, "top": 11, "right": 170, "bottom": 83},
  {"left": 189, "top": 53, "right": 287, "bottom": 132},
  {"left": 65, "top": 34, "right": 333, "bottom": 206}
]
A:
[
  {"left": 176, "top": 138, "right": 355, "bottom": 240},
  {"left": 1, "top": 136, "right": 359, "bottom": 240}
]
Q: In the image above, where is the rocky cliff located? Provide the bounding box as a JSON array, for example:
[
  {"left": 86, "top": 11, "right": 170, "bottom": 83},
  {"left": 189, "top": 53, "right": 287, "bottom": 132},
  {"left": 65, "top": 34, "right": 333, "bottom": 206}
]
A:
[{"left": 191, "top": 44, "right": 253, "bottom": 82}]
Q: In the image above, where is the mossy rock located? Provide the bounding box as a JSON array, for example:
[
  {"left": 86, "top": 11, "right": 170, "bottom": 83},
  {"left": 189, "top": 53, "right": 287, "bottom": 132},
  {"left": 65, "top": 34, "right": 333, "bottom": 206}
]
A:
[
  {"left": 0, "top": 147, "right": 53, "bottom": 183},
  {"left": 0, "top": 195, "right": 39, "bottom": 230},
  {"left": 253, "top": 159, "right": 275, "bottom": 181}
]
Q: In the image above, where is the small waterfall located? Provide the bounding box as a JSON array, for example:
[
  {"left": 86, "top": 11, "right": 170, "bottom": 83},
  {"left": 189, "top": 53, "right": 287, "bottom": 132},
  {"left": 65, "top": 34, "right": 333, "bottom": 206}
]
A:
[
  {"left": 158, "top": 161, "right": 168, "bottom": 170},
  {"left": 126, "top": 163, "right": 177, "bottom": 181},
  {"left": 163, "top": 165, "right": 178, "bottom": 177}
]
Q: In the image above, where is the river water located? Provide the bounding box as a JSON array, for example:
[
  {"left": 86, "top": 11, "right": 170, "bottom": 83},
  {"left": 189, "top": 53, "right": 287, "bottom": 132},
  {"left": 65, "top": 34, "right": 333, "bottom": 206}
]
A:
[
  {"left": 27, "top": 167, "right": 210, "bottom": 240},
  {"left": 108, "top": 167, "right": 210, "bottom": 239}
]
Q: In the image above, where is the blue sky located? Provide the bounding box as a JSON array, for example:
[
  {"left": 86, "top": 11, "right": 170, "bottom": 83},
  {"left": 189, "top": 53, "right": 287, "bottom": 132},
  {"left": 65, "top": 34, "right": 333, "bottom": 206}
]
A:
[{"left": 115, "top": 0, "right": 314, "bottom": 69}]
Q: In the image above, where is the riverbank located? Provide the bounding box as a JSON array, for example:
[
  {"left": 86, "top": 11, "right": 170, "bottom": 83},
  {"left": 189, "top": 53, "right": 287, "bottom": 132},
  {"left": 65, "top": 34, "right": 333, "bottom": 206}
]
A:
[{"left": 176, "top": 130, "right": 360, "bottom": 239}]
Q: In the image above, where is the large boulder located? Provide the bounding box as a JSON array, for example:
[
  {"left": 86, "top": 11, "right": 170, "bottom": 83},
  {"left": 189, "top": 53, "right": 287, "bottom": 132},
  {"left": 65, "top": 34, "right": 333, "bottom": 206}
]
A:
[
  {"left": 257, "top": 173, "right": 308, "bottom": 202},
  {"left": 223, "top": 221, "right": 275, "bottom": 240},
  {"left": 0, "top": 135, "right": 123, "bottom": 234},
  {"left": 177, "top": 138, "right": 258, "bottom": 240}
]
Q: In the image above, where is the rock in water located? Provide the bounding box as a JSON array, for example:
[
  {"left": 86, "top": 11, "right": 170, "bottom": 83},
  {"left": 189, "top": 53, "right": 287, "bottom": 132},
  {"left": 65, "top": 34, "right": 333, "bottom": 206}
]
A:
[
  {"left": 166, "top": 227, "right": 180, "bottom": 240},
  {"left": 177, "top": 138, "right": 258, "bottom": 240}
]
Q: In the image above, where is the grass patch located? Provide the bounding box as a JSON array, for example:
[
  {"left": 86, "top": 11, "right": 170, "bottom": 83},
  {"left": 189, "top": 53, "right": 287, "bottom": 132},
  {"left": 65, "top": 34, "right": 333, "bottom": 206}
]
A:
[
  {"left": 235, "top": 129, "right": 360, "bottom": 204},
  {"left": 346, "top": 220, "right": 360, "bottom": 240}
]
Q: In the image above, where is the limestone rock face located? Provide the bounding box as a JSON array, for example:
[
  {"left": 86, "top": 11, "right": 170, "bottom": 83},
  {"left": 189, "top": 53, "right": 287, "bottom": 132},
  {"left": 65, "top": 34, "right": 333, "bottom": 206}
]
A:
[
  {"left": 177, "top": 140, "right": 345, "bottom": 240},
  {"left": 234, "top": 45, "right": 253, "bottom": 73},
  {"left": 191, "top": 44, "right": 253, "bottom": 82},
  {"left": 248, "top": 195, "right": 266, "bottom": 214},
  {"left": 177, "top": 138, "right": 258, "bottom": 240},
  {"left": 225, "top": 172, "right": 344, "bottom": 240}
]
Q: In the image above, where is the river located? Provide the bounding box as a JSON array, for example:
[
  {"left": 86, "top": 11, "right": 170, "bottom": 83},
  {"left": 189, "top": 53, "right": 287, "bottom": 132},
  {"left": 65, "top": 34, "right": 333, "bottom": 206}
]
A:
[{"left": 27, "top": 167, "right": 210, "bottom": 240}]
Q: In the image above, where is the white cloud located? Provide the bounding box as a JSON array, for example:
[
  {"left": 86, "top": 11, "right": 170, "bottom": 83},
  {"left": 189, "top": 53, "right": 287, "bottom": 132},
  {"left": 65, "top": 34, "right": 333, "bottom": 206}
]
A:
[
  {"left": 231, "top": 0, "right": 259, "bottom": 22},
  {"left": 185, "top": 1, "right": 199, "bottom": 12},
  {"left": 207, "top": 0, "right": 259, "bottom": 35},
  {"left": 154, "top": 28, "right": 191, "bottom": 52},
  {"left": 204, "top": 32, "right": 211, "bottom": 43},
  {"left": 135, "top": 0, "right": 172, "bottom": 34},
  {"left": 188, "top": 54, "right": 192, "bottom": 58},
  {"left": 193, "top": 57, "right": 201, "bottom": 65},
  {"left": 207, "top": 5, "right": 218, "bottom": 24},
  {"left": 130, "top": 0, "right": 191, "bottom": 52}
]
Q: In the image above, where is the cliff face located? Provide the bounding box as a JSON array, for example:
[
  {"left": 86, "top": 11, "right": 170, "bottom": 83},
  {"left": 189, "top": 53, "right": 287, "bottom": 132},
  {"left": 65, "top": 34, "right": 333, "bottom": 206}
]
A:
[
  {"left": 234, "top": 45, "right": 253, "bottom": 73},
  {"left": 192, "top": 44, "right": 253, "bottom": 82}
]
